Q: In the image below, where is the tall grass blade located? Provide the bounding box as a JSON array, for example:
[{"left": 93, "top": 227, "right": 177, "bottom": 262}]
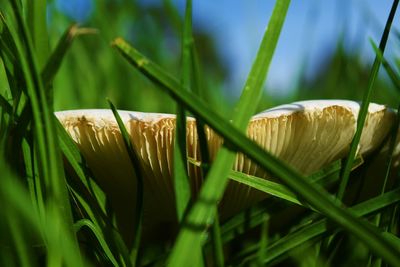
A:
[
  {"left": 26, "top": 0, "right": 48, "bottom": 69},
  {"left": 108, "top": 99, "right": 143, "bottom": 266},
  {"left": 370, "top": 40, "right": 400, "bottom": 92},
  {"left": 0, "top": 11, "right": 23, "bottom": 106},
  {"left": 380, "top": 103, "right": 400, "bottom": 195},
  {"left": 74, "top": 219, "right": 120, "bottom": 266},
  {"left": 174, "top": 0, "right": 193, "bottom": 222},
  {"left": 42, "top": 25, "right": 98, "bottom": 89},
  {"left": 6, "top": 0, "right": 78, "bottom": 247},
  {"left": 257, "top": 214, "right": 270, "bottom": 265},
  {"left": 338, "top": 0, "right": 399, "bottom": 200},
  {"left": 187, "top": 21, "right": 210, "bottom": 178},
  {"left": 191, "top": 48, "right": 210, "bottom": 177},
  {"left": 168, "top": 1, "right": 291, "bottom": 265},
  {"left": 211, "top": 207, "right": 224, "bottom": 267}
]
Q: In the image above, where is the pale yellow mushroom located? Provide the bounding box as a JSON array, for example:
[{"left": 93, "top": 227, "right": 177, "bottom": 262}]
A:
[
  {"left": 221, "top": 100, "right": 395, "bottom": 216},
  {"left": 56, "top": 100, "right": 395, "bottom": 246}
]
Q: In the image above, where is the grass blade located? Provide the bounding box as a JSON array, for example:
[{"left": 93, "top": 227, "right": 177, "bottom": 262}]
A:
[
  {"left": 370, "top": 40, "right": 400, "bottom": 92},
  {"left": 216, "top": 158, "right": 363, "bottom": 247},
  {"left": 174, "top": 0, "right": 193, "bottom": 222},
  {"left": 0, "top": 162, "right": 85, "bottom": 267},
  {"left": 108, "top": 99, "right": 143, "bottom": 266},
  {"left": 26, "top": 0, "right": 48, "bottom": 69},
  {"left": 191, "top": 48, "right": 210, "bottom": 177},
  {"left": 42, "top": 24, "right": 98, "bottom": 90},
  {"left": 235, "top": 187, "right": 400, "bottom": 265},
  {"left": 229, "top": 170, "right": 303, "bottom": 206},
  {"left": 74, "top": 219, "right": 120, "bottom": 266},
  {"left": 338, "top": 0, "right": 399, "bottom": 200},
  {"left": 211, "top": 207, "right": 224, "bottom": 267},
  {"left": 257, "top": 214, "right": 270, "bottom": 265},
  {"left": 229, "top": 157, "right": 364, "bottom": 209},
  {"left": 6, "top": 0, "right": 78, "bottom": 247},
  {"left": 56, "top": 118, "right": 112, "bottom": 226},
  {"left": 0, "top": 93, "right": 12, "bottom": 115}
]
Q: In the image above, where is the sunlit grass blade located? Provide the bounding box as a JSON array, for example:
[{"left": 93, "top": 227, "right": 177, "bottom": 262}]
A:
[
  {"left": 112, "top": 35, "right": 400, "bottom": 267},
  {"left": 230, "top": 157, "right": 365, "bottom": 209},
  {"left": 338, "top": 0, "right": 399, "bottom": 200},
  {"left": 108, "top": 99, "right": 143, "bottom": 266},
  {"left": 229, "top": 170, "right": 303, "bottom": 206}
]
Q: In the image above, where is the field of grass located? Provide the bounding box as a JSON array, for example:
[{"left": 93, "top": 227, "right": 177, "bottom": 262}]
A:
[{"left": 1, "top": 0, "right": 400, "bottom": 266}]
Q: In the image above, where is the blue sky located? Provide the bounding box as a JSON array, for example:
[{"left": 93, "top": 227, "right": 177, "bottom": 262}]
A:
[
  {"left": 180, "top": 0, "right": 396, "bottom": 96},
  {"left": 56, "top": 0, "right": 398, "bottom": 97}
]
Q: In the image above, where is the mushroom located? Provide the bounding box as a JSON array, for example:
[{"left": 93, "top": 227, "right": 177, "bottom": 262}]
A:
[
  {"left": 56, "top": 100, "right": 395, "bottom": 245},
  {"left": 220, "top": 100, "right": 395, "bottom": 216}
]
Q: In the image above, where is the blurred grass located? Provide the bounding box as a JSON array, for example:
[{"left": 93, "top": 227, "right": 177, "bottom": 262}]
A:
[
  {"left": 3, "top": 1, "right": 399, "bottom": 112},
  {"left": 47, "top": 1, "right": 229, "bottom": 115},
  {"left": 1, "top": 0, "right": 400, "bottom": 266}
]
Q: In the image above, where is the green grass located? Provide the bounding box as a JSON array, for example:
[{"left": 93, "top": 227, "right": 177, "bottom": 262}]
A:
[
  {"left": 337, "top": 0, "right": 400, "bottom": 201},
  {"left": 1, "top": 0, "right": 400, "bottom": 266},
  {"left": 173, "top": 0, "right": 193, "bottom": 223}
]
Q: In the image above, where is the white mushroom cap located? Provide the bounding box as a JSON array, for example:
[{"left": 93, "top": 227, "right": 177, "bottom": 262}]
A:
[{"left": 56, "top": 100, "right": 395, "bottom": 243}]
